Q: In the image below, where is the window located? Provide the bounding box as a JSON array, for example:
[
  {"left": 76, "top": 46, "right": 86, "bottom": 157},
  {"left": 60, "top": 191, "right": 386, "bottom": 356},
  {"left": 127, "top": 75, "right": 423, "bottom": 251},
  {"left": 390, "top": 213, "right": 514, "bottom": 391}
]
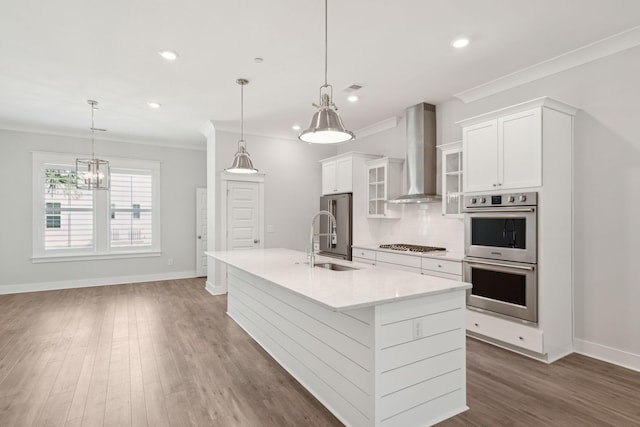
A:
[
  {"left": 110, "top": 173, "right": 152, "bottom": 248},
  {"left": 33, "top": 152, "right": 161, "bottom": 260}
]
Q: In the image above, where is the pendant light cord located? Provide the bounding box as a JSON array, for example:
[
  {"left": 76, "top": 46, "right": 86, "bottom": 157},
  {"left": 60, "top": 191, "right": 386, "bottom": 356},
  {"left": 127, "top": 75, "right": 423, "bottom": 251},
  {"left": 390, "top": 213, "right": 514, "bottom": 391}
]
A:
[
  {"left": 91, "top": 103, "right": 95, "bottom": 159},
  {"left": 240, "top": 81, "right": 244, "bottom": 145},
  {"left": 236, "top": 78, "right": 249, "bottom": 150},
  {"left": 324, "top": 0, "right": 328, "bottom": 87}
]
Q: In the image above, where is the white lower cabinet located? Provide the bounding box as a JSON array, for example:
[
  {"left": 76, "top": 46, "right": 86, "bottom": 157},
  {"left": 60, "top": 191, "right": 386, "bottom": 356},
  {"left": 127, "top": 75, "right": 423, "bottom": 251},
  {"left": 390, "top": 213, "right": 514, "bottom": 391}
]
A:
[
  {"left": 352, "top": 246, "right": 462, "bottom": 279},
  {"left": 466, "top": 309, "right": 544, "bottom": 354},
  {"left": 421, "top": 257, "right": 462, "bottom": 280}
]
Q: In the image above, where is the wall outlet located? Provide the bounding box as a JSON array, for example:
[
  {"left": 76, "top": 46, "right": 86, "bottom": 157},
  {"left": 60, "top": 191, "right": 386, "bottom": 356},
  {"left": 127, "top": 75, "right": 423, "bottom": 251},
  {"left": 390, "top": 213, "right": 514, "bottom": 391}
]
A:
[
  {"left": 313, "top": 242, "right": 320, "bottom": 251},
  {"left": 413, "top": 318, "right": 423, "bottom": 339},
  {"left": 167, "top": 258, "right": 174, "bottom": 266},
  {"left": 267, "top": 224, "right": 275, "bottom": 233}
]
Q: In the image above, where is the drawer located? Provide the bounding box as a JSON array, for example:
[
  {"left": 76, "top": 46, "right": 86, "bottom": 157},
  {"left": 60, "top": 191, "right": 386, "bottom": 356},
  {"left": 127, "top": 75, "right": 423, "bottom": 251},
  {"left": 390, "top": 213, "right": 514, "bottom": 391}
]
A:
[
  {"left": 376, "top": 251, "right": 422, "bottom": 269},
  {"left": 466, "top": 309, "right": 544, "bottom": 353},
  {"left": 352, "top": 248, "right": 376, "bottom": 262},
  {"left": 377, "top": 261, "right": 421, "bottom": 274},
  {"left": 421, "top": 257, "right": 462, "bottom": 276}
]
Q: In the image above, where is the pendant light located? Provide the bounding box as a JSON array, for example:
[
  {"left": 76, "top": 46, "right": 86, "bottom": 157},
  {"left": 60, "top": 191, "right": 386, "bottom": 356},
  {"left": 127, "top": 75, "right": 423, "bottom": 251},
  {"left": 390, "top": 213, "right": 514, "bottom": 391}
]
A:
[
  {"left": 299, "top": 0, "right": 355, "bottom": 144},
  {"left": 76, "top": 100, "right": 110, "bottom": 190},
  {"left": 225, "top": 78, "right": 258, "bottom": 174}
]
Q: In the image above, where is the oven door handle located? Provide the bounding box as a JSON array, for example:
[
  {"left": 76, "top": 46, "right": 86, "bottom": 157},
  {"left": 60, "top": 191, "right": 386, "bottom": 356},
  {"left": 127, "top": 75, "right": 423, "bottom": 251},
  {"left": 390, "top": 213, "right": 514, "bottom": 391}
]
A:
[
  {"left": 463, "top": 207, "right": 535, "bottom": 213},
  {"left": 464, "top": 258, "right": 535, "bottom": 271}
]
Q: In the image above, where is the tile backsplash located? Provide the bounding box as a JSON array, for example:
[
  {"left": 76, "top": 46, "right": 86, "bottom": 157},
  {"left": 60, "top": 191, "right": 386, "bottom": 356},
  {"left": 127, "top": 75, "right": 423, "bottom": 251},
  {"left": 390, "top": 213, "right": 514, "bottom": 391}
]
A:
[{"left": 356, "top": 202, "right": 464, "bottom": 252}]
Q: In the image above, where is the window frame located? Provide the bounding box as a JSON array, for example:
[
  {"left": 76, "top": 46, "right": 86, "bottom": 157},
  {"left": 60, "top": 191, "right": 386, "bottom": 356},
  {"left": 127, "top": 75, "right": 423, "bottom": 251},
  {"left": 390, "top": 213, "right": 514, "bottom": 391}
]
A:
[{"left": 32, "top": 151, "right": 161, "bottom": 262}]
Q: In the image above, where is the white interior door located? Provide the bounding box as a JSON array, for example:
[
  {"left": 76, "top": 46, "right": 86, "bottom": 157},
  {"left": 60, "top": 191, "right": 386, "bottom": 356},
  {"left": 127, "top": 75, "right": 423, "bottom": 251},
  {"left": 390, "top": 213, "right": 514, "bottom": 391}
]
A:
[
  {"left": 196, "top": 187, "right": 207, "bottom": 276},
  {"left": 227, "top": 181, "right": 262, "bottom": 250}
]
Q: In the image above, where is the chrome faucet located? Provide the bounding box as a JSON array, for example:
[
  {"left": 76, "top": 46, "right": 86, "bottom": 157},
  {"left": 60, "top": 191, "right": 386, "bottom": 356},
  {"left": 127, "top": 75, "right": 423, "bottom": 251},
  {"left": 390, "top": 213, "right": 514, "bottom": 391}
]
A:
[{"left": 308, "top": 210, "right": 337, "bottom": 267}]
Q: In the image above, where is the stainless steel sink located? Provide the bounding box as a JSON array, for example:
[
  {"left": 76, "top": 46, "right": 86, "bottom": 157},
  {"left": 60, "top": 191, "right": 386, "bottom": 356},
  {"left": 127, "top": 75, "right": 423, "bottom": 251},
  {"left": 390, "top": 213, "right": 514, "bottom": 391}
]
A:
[{"left": 314, "top": 262, "right": 359, "bottom": 271}]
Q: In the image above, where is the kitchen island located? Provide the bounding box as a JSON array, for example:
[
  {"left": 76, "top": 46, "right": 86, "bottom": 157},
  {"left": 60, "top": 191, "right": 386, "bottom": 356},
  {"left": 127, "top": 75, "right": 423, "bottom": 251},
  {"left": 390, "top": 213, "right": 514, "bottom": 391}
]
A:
[{"left": 207, "top": 248, "right": 471, "bottom": 427}]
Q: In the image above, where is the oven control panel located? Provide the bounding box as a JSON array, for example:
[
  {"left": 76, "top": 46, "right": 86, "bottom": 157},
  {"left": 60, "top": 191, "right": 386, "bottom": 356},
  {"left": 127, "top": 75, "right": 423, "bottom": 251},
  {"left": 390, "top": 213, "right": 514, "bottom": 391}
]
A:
[{"left": 464, "top": 192, "right": 537, "bottom": 208}]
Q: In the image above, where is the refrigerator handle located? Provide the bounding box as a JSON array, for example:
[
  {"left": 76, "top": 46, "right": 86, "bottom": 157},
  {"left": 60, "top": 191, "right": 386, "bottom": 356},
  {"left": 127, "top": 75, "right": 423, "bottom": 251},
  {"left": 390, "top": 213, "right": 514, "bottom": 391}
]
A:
[{"left": 328, "top": 199, "right": 337, "bottom": 247}]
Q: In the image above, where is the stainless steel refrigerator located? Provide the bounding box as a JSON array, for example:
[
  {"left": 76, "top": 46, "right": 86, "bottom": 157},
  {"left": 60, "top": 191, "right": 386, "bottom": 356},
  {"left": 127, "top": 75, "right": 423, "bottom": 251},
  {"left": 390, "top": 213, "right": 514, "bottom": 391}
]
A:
[{"left": 319, "top": 193, "right": 353, "bottom": 260}]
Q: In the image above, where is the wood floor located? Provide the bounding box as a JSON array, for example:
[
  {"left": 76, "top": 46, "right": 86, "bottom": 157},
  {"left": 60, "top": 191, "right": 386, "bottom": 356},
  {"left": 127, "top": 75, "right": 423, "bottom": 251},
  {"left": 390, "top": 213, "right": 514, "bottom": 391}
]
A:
[{"left": 0, "top": 278, "right": 638, "bottom": 427}]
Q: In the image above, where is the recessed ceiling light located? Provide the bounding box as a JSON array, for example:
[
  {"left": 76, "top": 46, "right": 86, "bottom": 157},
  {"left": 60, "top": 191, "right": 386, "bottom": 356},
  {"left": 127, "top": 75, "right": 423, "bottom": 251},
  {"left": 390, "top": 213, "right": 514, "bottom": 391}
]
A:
[
  {"left": 347, "top": 95, "right": 358, "bottom": 102},
  {"left": 147, "top": 102, "right": 161, "bottom": 109},
  {"left": 158, "top": 50, "right": 178, "bottom": 61},
  {"left": 292, "top": 125, "right": 301, "bottom": 131},
  {"left": 452, "top": 38, "right": 469, "bottom": 49}
]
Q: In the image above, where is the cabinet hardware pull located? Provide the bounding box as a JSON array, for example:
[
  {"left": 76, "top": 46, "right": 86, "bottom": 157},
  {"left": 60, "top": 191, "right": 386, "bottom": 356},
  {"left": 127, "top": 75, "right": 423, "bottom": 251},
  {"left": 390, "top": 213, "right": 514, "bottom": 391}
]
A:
[
  {"left": 464, "top": 207, "right": 535, "bottom": 213},
  {"left": 464, "top": 258, "right": 535, "bottom": 271},
  {"left": 474, "top": 322, "right": 479, "bottom": 327},
  {"left": 518, "top": 336, "right": 524, "bottom": 340}
]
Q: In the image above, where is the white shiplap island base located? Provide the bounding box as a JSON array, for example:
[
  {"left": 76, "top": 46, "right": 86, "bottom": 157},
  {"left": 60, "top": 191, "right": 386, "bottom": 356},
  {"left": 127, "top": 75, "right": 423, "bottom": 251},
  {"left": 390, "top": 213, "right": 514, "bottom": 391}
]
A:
[{"left": 207, "top": 248, "right": 471, "bottom": 427}]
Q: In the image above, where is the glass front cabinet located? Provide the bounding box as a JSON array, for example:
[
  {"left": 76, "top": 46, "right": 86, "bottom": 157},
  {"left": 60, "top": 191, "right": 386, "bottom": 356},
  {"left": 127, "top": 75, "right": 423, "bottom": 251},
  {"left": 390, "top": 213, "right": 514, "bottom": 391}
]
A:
[
  {"left": 366, "top": 157, "right": 403, "bottom": 219},
  {"left": 441, "top": 142, "right": 463, "bottom": 217}
]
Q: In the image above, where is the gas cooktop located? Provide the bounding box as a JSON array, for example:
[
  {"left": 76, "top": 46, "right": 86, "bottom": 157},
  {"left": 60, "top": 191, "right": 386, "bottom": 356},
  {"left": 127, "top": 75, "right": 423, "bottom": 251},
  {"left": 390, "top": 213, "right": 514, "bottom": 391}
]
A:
[{"left": 379, "top": 243, "right": 447, "bottom": 253}]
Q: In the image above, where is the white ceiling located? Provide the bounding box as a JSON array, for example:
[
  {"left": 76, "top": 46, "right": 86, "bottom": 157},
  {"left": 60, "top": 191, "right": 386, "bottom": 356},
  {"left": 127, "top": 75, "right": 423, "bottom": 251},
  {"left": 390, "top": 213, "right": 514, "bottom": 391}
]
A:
[{"left": 1, "top": 0, "right": 640, "bottom": 147}]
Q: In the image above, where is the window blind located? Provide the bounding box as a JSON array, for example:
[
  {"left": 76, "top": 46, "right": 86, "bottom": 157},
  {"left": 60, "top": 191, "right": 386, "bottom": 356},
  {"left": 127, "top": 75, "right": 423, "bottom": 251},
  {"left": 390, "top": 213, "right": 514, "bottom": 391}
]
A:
[
  {"left": 42, "top": 168, "right": 94, "bottom": 250},
  {"left": 110, "top": 172, "right": 153, "bottom": 248}
]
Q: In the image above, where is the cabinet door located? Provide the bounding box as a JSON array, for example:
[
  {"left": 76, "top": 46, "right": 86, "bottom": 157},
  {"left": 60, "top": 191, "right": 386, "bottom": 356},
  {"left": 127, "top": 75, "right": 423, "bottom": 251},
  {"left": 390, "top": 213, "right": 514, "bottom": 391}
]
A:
[
  {"left": 463, "top": 120, "right": 499, "bottom": 192},
  {"left": 442, "top": 148, "right": 462, "bottom": 216},
  {"left": 367, "top": 166, "right": 381, "bottom": 216},
  {"left": 499, "top": 108, "right": 542, "bottom": 189},
  {"left": 322, "top": 161, "right": 337, "bottom": 195},
  {"left": 335, "top": 156, "right": 353, "bottom": 193}
]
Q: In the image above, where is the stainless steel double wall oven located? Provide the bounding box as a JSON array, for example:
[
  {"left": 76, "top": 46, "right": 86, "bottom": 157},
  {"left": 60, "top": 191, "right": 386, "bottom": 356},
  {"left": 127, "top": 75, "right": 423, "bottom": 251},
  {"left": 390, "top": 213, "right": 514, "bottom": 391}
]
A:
[{"left": 463, "top": 192, "right": 538, "bottom": 323}]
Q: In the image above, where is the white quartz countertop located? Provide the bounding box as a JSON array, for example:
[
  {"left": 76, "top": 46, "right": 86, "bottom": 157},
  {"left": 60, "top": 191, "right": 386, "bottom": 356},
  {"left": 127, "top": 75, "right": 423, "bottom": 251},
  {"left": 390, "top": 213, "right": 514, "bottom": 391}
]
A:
[
  {"left": 352, "top": 244, "right": 465, "bottom": 261},
  {"left": 206, "top": 248, "right": 470, "bottom": 311}
]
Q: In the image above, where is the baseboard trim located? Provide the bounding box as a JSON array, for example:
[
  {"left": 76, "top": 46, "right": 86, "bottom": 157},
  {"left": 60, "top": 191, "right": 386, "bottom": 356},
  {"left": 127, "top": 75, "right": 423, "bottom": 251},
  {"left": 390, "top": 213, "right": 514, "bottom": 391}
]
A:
[
  {"left": 205, "top": 280, "right": 227, "bottom": 296},
  {"left": 574, "top": 338, "right": 640, "bottom": 373},
  {"left": 0, "top": 270, "right": 197, "bottom": 295}
]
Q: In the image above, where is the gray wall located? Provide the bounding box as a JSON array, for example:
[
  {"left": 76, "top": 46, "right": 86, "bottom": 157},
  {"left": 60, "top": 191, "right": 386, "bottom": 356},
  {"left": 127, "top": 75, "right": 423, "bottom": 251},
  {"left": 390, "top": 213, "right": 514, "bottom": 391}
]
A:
[
  {"left": 437, "top": 46, "right": 640, "bottom": 364},
  {"left": 213, "top": 130, "right": 336, "bottom": 252},
  {"left": 0, "top": 129, "right": 206, "bottom": 290}
]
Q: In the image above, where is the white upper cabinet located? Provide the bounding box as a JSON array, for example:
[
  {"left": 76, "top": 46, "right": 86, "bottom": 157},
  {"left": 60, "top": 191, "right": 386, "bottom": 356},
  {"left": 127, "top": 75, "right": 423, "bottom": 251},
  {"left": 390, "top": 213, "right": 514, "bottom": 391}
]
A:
[
  {"left": 335, "top": 156, "right": 353, "bottom": 193},
  {"left": 366, "top": 157, "right": 403, "bottom": 218},
  {"left": 320, "top": 152, "right": 379, "bottom": 195},
  {"left": 321, "top": 161, "right": 337, "bottom": 195},
  {"left": 499, "top": 108, "right": 542, "bottom": 190},
  {"left": 463, "top": 121, "right": 499, "bottom": 192},
  {"left": 440, "top": 142, "right": 463, "bottom": 217},
  {"left": 463, "top": 108, "right": 541, "bottom": 192},
  {"left": 321, "top": 155, "right": 352, "bottom": 194}
]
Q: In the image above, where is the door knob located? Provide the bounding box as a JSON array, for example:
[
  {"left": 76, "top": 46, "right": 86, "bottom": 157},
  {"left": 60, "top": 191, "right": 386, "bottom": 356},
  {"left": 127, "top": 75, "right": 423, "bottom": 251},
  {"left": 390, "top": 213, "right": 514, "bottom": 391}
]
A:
[
  {"left": 197, "top": 235, "right": 202, "bottom": 240},
  {"left": 254, "top": 239, "right": 260, "bottom": 244}
]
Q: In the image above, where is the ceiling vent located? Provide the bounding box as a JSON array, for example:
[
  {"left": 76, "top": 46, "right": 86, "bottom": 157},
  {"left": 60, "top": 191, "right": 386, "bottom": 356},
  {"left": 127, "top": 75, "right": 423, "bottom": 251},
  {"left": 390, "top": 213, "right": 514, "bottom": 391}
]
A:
[{"left": 344, "top": 84, "right": 363, "bottom": 92}]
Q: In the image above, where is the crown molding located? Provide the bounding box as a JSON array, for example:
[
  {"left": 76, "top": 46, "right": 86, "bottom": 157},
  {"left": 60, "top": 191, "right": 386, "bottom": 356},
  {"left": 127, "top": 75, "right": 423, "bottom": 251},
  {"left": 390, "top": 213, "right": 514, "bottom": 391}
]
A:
[
  {"left": 0, "top": 123, "right": 206, "bottom": 151},
  {"left": 355, "top": 116, "right": 399, "bottom": 139},
  {"left": 454, "top": 25, "right": 640, "bottom": 103},
  {"left": 456, "top": 96, "right": 578, "bottom": 127}
]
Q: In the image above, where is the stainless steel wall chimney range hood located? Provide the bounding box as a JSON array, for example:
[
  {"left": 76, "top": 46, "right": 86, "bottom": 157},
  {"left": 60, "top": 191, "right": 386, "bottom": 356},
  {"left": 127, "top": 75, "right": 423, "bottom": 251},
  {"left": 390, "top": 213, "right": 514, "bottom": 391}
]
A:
[{"left": 388, "top": 103, "right": 441, "bottom": 204}]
